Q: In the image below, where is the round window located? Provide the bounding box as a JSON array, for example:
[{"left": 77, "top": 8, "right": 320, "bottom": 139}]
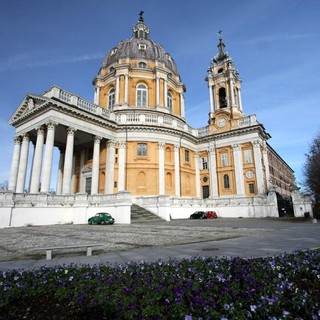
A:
[
  {"left": 203, "top": 177, "right": 208, "bottom": 183},
  {"left": 246, "top": 170, "right": 254, "bottom": 179}
]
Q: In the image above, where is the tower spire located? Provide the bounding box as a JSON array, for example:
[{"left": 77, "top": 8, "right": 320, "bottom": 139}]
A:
[{"left": 215, "top": 30, "right": 228, "bottom": 62}]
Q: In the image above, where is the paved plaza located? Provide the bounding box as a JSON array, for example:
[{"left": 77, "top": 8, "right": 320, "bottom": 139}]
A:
[{"left": 0, "top": 218, "right": 319, "bottom": 271}]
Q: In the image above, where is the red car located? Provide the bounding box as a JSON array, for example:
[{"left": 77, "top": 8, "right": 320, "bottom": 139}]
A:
[{"left": 205, "top": 211, "right": 217, "bottom": 219}]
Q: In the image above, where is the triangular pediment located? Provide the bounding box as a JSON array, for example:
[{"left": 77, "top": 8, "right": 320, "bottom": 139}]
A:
[
  {"left": 9, "top": 94, "right": 49, "bottom": 124},
  {"left": 82, "top": 165, "right": 92, "bottom": 173}
]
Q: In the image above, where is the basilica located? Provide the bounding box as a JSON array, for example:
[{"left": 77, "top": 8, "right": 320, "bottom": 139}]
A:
[{"left": 1, "top": 14, "right": 311, "bottom": 227}]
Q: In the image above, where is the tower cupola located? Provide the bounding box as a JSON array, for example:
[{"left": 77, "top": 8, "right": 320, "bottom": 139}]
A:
[{"left": 206, "top": 32, "right": 244, "bottom": 131}]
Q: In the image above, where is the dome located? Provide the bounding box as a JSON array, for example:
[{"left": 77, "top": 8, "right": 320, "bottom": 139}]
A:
[{"left": 101, "top": 13, "right": 179, "bottom": 75}]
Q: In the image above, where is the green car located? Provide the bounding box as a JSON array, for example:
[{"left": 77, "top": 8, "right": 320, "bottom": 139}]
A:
[{"left": 88, "top": 212, "right": 115, "bottom": 225}]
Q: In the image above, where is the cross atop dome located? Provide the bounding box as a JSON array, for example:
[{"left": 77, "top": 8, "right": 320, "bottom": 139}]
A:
[{"left": 139, "top": 10, "right": 144, "bottom": 22}]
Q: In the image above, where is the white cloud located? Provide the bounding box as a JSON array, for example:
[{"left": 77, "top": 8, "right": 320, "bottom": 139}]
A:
[
  {"left": 0, "top": 52, "right": 104, "bottom": 72},
  {"left": 241, "top": 33, "right": 318, "bottom": 45}
]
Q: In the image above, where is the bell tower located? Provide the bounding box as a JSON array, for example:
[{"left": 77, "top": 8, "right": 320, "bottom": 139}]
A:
[{"left": 206, "top": 32, "right": 244, "bottom": 131}]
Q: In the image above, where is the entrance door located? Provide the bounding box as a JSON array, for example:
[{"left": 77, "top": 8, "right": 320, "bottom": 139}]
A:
[{"left": 202, "top": 186, "right": 209, "bottom": 199}]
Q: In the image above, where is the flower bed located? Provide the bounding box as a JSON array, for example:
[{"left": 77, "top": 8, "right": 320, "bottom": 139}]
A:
[{"left": 0, "top": 250, "right": 319, "bottom": 319}]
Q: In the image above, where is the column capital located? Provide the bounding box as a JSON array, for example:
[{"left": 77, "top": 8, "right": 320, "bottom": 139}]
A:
[
  {"left": 232, "top": 144, "right": 241, "bottom": 151},
  {"left": 36, "top": 126, "right": 45, "bottom": 134},
  {"left": 158, "top": 141, "right": 165, "bottom": 149},
  {"left": 208, "top": 147, "right": 216, "bottom": 155},
  {"left": 22, "top": 133, "right": 30, "bottom": 142},
  {"left": 14, "top": 136, "right": 22, "bottom": 144},
  {"left": 194, "top": 152, "right": 200, "bottom": 159},
  {"left": 66, "top": 127, "right": 77, "bottom": 135},
  {"left": 106, "top": 140, "right": 116, "bottom": 148},
  {"left": 174, "top": 144, "right": 180, "bottom": 152},
  {"left": 253, "top": 140, "right": 262, "bottom": 148},
  {"left": 46, "top": 121, "right": 58, "bottom": 130},
  {"left": 118, "top": 140, "right": 126, "bottom": 149},
  {"left": 93, "top": 135, "right": 102, "bottom": 143}
]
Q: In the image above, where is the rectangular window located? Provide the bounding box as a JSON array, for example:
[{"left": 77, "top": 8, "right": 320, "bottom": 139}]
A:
[
  {"left": 202, "top": 157, "right": 208, "bottom": 169},
  {"left": 85, "top": 177, "right": 92, "bottom": 194},
  {"left": 244, "top": 149, "right": 253, "bottom": 164},
  {"left": 249, "top": 183, "right": 255, "bottom": 194},
  {"left": 221, "top": 153, "right": 228, "bottom": 166},
  {"left": 185, "top": 150, "right": 190, "bottom": 162},
  {"left": 137, "top": 143, "right": 148, "bottom": 156}
]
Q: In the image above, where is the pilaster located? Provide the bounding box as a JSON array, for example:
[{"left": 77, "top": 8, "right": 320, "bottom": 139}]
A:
[
  {"left": 118, "top": 141, "right": 126, "bottom": 191},
  {"left": 253, "top": 140, "right": 265, "bottom": 194},
  {"left": 208, "top": 146, "right": 218, "bottom": 197},
  {"left": 105, "top": 140, "right": 115, "bottom": 194},
  {"left": 91, "top": 135, "right": 102, "bottom": 195},
  {"left": 158, "top": 142, "right": 165, "bottom": 195}
]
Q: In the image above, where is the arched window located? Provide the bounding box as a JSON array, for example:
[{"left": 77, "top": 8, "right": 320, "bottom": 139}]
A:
[
  {"left": 108, "top": 88, "right": 115, "bottom": 110},
  {"left": 219, "top": 88, "right": 227, "bottom": 108},
  {"left": 136, "top": 83, "right": 148, "bottom": 107},
  {"left": 167, "top": 91, "right": 173, "bottom": 113},
  {"left": 223, "top": 174, "right": 230, "bottom": 189},
  {"left": 138, "top": 62, "right": 147, "bottom": 68}
]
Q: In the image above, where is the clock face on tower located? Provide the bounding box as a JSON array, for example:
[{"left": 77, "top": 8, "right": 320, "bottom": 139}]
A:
[{"left": 217, "top": 117, "right": 226, "bottom": 127}]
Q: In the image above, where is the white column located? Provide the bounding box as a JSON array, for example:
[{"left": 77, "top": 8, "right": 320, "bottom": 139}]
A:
[
  {"left": 124, "top": 74, "right": 129, "bottom": 105},
  {"left": 115, "top": 75, "right": 120, "bottom": 105},
  {"left": 56, "top": 148, "right": 65, "bottom": 195},
  {"left": 79, "top": 150, "right": 85, "bottom": 193},
  {"left": 208, "top": 147, "right": 218, "bottom": 197},
  {"left": 238, "top": 88, "right": 243, "bottom": 111},
  {"left": 195, "top": 153, "right": 201, "bottom": 198},
  {"left": 8, "top": 137, "right": 22, "bottom": 192},
  {"left": 164, "top": 79, "right": 168, "bottom": 108},
  {"left": 91, "top": 136, "right": 101, "bottom": 195},
  {"left": 16, "top": 134, "right": 30, "bottom": 193},
  {"left": 180, "top": 92, "right": 185, "bottom": 118},
  {"left": 209, "top": 84, "right": 214, "bottom": 113},
  {"left": 71, "top": 155, "right": 76, "bottom": 194},
  {"left": 158, "top": 142, "right": 165, "bottom": 195},
  {"left": 230, "top": 78, "right": 235, "bottom": 106},
  {"left": 105, "top": 140, "right": 115, "bottom": 194},
  {"left": 174, "top": 145, "right": 180, "bottom": 196},
  {"left": 118, "top": 141, "right": 126, "bottom": 191},
  {"left": 253, "top": 140, "right": 265, "bottom": 194},
  {"left": 62, "top": 127, "right": 76, "bottom": 194},
  {"left": 41, "top": 122, "right": 57, "bottom": 193},
  {"left": 156, "top": 77, "right": 160, "bottom": 106},
  {"left": 30, "top": 126, "right": 45, "bottom": 193},
  {"left": 232, "top": 144, "right": 245, "bottom": 196},
  {"left": 94, "top": 86, "right": 100, "bottom": 105}
]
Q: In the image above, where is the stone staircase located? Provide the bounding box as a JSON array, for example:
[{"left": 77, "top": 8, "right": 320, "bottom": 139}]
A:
[{"left": 131, "top": 204, "right": 164, "bottom": 223}]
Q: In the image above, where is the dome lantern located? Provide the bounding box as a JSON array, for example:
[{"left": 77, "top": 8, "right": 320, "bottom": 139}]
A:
[{"left": 132, "top": 11, "right": 150, "bottom": 40}]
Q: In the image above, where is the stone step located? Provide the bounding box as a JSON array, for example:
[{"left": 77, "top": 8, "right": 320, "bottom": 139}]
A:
[{"left": 131, "top": 204, "right": 164, "bottom": 223}]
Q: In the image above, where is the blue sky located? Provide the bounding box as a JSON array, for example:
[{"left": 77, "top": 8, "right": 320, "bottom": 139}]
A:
[{"left": 0, "top": 0, "right": 320, "bottom": 189}]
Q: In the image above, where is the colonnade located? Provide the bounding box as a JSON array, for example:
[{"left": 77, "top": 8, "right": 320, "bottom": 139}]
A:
[
  {"left": 8, "top": 121, "right": 267, "bottom": 198},
  {"left": 8, "top": 122, "right": 114, "bottom": 195}
]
